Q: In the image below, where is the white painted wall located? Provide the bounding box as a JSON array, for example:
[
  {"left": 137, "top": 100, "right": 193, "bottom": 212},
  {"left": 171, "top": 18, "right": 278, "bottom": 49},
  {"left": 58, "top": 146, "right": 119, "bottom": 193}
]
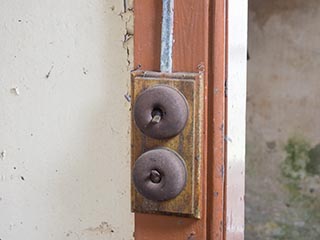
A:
[{"left": 0, "top": 1, "right": 134, "bottom": 239}]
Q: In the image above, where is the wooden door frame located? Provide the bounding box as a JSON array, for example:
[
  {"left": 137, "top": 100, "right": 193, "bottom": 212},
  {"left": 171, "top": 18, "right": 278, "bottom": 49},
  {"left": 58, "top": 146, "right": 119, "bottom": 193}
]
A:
[{"left": 133, "top": 0, "right": 247, "bottom": 239}]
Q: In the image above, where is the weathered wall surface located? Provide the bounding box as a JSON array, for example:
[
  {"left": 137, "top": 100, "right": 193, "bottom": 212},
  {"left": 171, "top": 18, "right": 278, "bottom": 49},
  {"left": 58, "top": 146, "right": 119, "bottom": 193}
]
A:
[
  {"left": 246, "top": 0, "right": 320, "bottom": 239},
  {"left": 0, "top": 0, "right": 134, "bottom": 239}
]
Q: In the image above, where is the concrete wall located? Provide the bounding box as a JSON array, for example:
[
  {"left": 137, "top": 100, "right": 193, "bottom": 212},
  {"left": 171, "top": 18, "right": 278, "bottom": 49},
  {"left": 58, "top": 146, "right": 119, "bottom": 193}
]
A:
[
  {"left": 0, "top": 1, "right": 134, "bottom": 239},
  {"left": 246, "top": 0, "right": 320, "bottom": 239}
]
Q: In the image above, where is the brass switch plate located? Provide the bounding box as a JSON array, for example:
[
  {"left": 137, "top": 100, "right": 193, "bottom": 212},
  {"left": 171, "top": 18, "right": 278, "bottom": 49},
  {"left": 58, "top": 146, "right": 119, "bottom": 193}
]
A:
[{"left": 131, "top": 71, "right": 204, "bottom": 219}]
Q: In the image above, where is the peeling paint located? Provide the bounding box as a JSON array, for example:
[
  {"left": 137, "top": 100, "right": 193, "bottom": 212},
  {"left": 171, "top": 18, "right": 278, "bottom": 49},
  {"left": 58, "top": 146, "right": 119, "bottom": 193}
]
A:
[
  {"left": 224, "top": 135, "right": 232, "bottom": 143},
  {"left": 187, "top": 232, "right": 196, "bottom": 240},
  {"left": 120, "top": 0, "right": 134, "bottom": 70},
  {"left": 10, "top": 87, "right": 20, "bottom": 96},
  {"left": 82, "top": 67, "right": 88, "bottom": 75},
  {"left": 0, "top": 0, "right": 134, "bottom": 239},
  {"left": 85, "top": 222, "right": 115, "bottom": 235},
  {"left": 45, "top": 65, "right": 54, "bottom": 79},
  {"left": 0, "top": 150, "right": 6, "bottom": 160},
  {"left": 124, "top": 92, "right": 131, "bottom": 102}
]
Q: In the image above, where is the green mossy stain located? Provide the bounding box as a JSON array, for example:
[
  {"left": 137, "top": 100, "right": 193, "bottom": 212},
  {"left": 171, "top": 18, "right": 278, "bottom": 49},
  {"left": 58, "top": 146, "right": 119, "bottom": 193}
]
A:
[
  {"left": 307, "top": 144, "right": 320, "bottom": 175},
  {"left": 282, "top": 137, "right": 311, "bottom": 180},
  {"left": 282, "top": 137, "right": 320, "bottom": 178},
  {"left": 247, "top": 137, "right": 320, "bottom": 239},
  {"left": 279, "top": 137, "right": 320, "bottom": 239}
]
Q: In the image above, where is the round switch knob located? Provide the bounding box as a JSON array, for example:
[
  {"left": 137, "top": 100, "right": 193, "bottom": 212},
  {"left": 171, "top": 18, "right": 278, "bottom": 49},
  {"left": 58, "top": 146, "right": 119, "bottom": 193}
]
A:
[
  {"left": 132, "top": 148, "right": 187, "bottom": 202},
  {"left": 133, "top": 85, "right": 189, "bottom": 139}
]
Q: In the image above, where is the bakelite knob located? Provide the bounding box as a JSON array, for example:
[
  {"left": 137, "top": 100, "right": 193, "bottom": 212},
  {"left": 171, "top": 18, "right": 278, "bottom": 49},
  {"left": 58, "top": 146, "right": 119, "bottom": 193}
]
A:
[
  {"left": 133, "top": 85, "right": 189, "bottom": 139},
  {"left": 132, "top": 148, "right": 187, "bottom": 202}
]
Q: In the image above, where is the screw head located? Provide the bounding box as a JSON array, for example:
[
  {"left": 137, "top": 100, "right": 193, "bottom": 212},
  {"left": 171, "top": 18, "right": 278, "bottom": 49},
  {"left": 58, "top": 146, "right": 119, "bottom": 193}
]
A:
[{"left": 150, "top": 170, "right": 162, "bottom": 183}]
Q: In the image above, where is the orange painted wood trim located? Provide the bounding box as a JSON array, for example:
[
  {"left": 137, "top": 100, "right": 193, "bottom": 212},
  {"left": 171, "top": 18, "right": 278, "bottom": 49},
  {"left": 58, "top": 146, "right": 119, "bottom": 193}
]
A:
[
  {"left": 207, "top": 0, "right": 227, "bottom": 240},
  {"left": 133, "top": 0, "right": 227, "bottom": 239},
  {"left": 134, "top": 0, "right": 209, "bottom": 239}
]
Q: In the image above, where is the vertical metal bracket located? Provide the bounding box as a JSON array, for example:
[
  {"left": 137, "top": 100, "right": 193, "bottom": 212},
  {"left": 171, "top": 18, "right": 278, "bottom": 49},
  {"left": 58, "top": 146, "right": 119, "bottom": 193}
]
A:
[{"left": 160, "top": 0, "right": 174, "bottom": 73}]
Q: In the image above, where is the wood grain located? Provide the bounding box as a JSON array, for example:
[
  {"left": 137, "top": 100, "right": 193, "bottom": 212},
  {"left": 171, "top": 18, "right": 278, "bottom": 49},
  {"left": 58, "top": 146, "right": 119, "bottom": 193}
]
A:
[{"left": 207, "top": 0, "right": 227, "bottom": 239}]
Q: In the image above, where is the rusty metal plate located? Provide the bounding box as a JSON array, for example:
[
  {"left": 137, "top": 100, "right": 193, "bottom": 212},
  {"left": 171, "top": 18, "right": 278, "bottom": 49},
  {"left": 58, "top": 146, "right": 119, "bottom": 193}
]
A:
[{"left": 131, "top": 71, "right": 204, "bottom": 219}]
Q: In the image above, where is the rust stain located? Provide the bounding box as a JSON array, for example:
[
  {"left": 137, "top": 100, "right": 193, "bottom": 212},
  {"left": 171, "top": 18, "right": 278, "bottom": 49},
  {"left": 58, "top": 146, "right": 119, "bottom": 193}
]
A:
[{"left": 249, "top": 0, "right": 318, "bottom": 27}]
